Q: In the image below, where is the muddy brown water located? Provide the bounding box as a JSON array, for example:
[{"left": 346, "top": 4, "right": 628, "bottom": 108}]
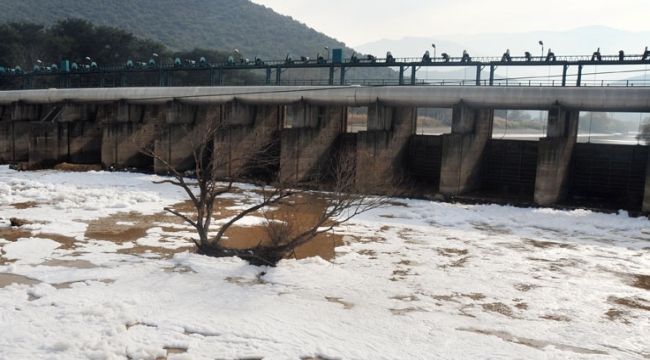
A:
[
  {"left": 0, "top": 273, "right": 40, "bottom": 288},
  {"left": 0, "top": 192, "right": 345, "bottom": 291},
  {"left": 53, "top": 163, "right": 103, "bottom": 172},
  {"left": 12, "top": 201, "right": 39, "bottom": 210},
  {"left": 83, "top": 193, "right": 344, "bottom": 261},
  {"left": 84, "top": 211, "right": 168, "bottom": 243},
  {"left": 457, "top": 327, "right": 608, "bottom": 355},
  {"left": 0, "top": 259, "right": 113, "bottom": 289},
  {"left": 0, "top": 227, "right": 31, "bottom": 242},
  {"left": 40, "top": 259, "right": 97, "bottom": 269},
  {"left": 37, "top": 233, "right": 77, "bottom": 249},
  {"left": 609, "top": 296, "right": 650, "bottom": 312},
  {"left": 632, "top": 274, "right": 650, "bottom": 290},
  {"left": 220, "top": 194, "right": 343, "bottom": 260}
]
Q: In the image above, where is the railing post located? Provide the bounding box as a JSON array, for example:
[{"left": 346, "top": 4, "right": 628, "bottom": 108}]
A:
[
  {"left": 411, "top": 66, "right": 416, "bottom": 85},
  {"left": 340, "top": 66, "right": 346, "bottom": 85},
  {"left": 265, "top": 67, "right": 272, "bottom": 85},
  {"left": 217, "top": 67, "right": 224, "bottom": 86},
  {"left": 328, "top": 66, "right": 335, "bottom": 85},
  {"left": 489, "top": 65, "right": 495, "bottom": 86},
  {"left": 576, "top": 64, "right": 583, "bottom": 87},
  {"left": 275, "top": 66, "right": 281, "bottom": 85},
  {"left": 561, "top": 64, "right": 568, "bottom": 87},
  {"left": 399, "top": 66, "right": 404, "bottom": 85},
  {"left": 475, "top": 65, "right": 482, "bottom": 86}
]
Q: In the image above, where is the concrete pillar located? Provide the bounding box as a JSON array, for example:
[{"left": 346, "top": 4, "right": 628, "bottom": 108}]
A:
[
  {"left": 154, "top": 102, "right": 220, "bottom": 173},
  {"left": 213, "top": 103, "right": 281, "bottom": 179},
  {"left": 642, "top": 150, "right": 650, "bottom": 213},
  {"left": 355, "top": 104, "right": 416, "bottom": 191},
  {"left": 0, "top": 119, "right": 13, "bottom": 163},
  {"left": 24, "top": 103, "right": 64, "bottom": 167},
  {"left": 439, "top": 103, "right": 494, "bottom": 195},
  {"left": 279, "top": 104, "right": 345, "bottom": 183},
  {"left": 100, "top": 102, "right": 157, "bottom": 169},
  {"left": 28, "top": 121, "right": 68, "bottom": 167},
  {"left": 0, "top": 103, "right": 36, "bottom": 163},
  {"left": 28, "top": 104, "right": 102, "bottom": 167},
  {"left": 534, "top": 107, "right": 579, "bottom": 206},
  {"left": 0, "top": 120, "right": 29, "bottom": 164},
  {"left": 60, "top": 104, "right": 102, "bottom": 164}
]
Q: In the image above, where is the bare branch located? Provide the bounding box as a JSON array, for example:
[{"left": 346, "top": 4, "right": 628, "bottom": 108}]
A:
[
  {"left": 163, "top": 207, "right": 197, "bottom": 228},
  {"left": 141, "top": 107, "right": 391, "bottom": 266},
  {"left": 213, "top": 190, "right": 294, "bottom": 243},
  {"left": 153, "top": 179, "right": 182, "bottom": 186}
]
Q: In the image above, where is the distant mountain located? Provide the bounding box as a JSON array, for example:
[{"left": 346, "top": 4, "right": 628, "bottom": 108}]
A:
[
  {"left": 357, "top": 27, "right": 650, "bottom": 81},
  {"left": 356, "top": 26, "right": 650, "bottom": 59},
  {"left": 0, "top": 0, "right": 351, "bottom": 60}
]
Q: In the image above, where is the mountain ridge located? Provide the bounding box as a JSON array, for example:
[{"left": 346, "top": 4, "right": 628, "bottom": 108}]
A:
[
  {"left": 0, "top": 0, "right": 351, "bottom": 60},
  {"left": 355, "top": 26, "right": 650, "bottom": 58}
]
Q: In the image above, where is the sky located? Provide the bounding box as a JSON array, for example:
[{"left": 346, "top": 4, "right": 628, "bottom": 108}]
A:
[{"left": 250, "top": 0, "right": 650, "bottom": 47}]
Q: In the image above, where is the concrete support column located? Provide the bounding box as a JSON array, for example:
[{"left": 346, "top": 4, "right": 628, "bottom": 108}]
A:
[
  {"left": 28, "top": 120, "right": 68, "bottom": 167},
  {"left": 60, "top": 104, "right": 102, "bottom": 164},
  {"left": 439, "top": 103, "right": 494, "bottom": 195},
  {"left": 0, "top": 105, "right": 11, "bottom": 163},
  {"left": 100, "top": 102, "right": 157, "bottom": 169},
  {"left": 23, "top": 103, "right": 65, "bottom": 167},
  {"left": 154, "top": 102, "right": 220, "bottom": 173},
  {"left": 213, "top": 102, "right": 281, "bottom": 179},
  {"left": 0, "top": 103, "right": 30, "bottom": 163},
  {"left": 534, "top": 107, "right": 579, "bottom": 206},
  {"left": 279, "top": 103, "right": 345, "bottom": 183},
  {"left": 642, "top": 150, "right": 650, "bottom": 213},
  {"left": 355, "top": 103, "right": 416, "bottom": 191},
  {"left": 28, "top": 103, "right": 101, "bottom": 168}
]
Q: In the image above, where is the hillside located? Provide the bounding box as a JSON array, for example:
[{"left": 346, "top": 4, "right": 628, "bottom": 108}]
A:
[{"left": 0, "top": 0, "right": 350, "bottom": 60}]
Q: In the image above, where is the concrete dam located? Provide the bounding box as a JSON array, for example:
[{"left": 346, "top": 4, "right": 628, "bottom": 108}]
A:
[{"left": 1, "top": 86, "right": 649, "bottom": 213}]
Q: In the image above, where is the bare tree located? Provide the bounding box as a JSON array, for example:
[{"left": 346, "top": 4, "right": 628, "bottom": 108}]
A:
[
  {"left": 144, "top": 117, "right": 387, "bottom": 266},
  {"left": 254, "top": 153, "right": 387, "bottom": 264},
  {"left": 141, "top": 115, "right": 293, "bottom": 259}
]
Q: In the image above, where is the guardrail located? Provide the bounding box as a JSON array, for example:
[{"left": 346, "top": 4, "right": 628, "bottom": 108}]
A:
[{"left": 1, "top": 52, "right": 649, "bottom": 90}]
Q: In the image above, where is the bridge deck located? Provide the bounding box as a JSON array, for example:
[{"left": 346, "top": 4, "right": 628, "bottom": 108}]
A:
[{"left": 2, "top": 86, "right": 650, "bottom": 112}]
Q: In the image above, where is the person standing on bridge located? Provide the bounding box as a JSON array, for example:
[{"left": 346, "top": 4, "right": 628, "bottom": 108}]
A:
[
  {"left": 591, "top": 48, "right": 602, "bottom": 62},
  {"left": 643, "top": 46, "right": 650, "bottom": 61},
  {"left": 461, "top": 50, "right": 471, "bottom": 63},
  {"left": 545, "top": 49, "right": 556, "bottom": 62},
  {"left": 501, "top": 49, "right": 511, "bottom": 62},
  {"left": 422, "top": 51, "right": 432, "bottom": 63},
  {"left": 386, "top": 51, "right": 395, "bottom": 64}
]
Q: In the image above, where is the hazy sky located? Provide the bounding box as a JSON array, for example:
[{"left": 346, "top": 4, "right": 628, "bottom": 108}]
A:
[{"left": 250, "top": 0, "right": 650, "bottom": 46}]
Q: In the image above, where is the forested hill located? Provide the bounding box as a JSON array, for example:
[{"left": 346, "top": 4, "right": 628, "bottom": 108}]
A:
[{"left": 0, "top": 0, "right": 350, "bottom": 60}]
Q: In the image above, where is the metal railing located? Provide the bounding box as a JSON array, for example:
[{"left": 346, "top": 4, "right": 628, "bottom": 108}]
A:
[{"left": 1, "top": 52, "right": 649, "bottom": 90}]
